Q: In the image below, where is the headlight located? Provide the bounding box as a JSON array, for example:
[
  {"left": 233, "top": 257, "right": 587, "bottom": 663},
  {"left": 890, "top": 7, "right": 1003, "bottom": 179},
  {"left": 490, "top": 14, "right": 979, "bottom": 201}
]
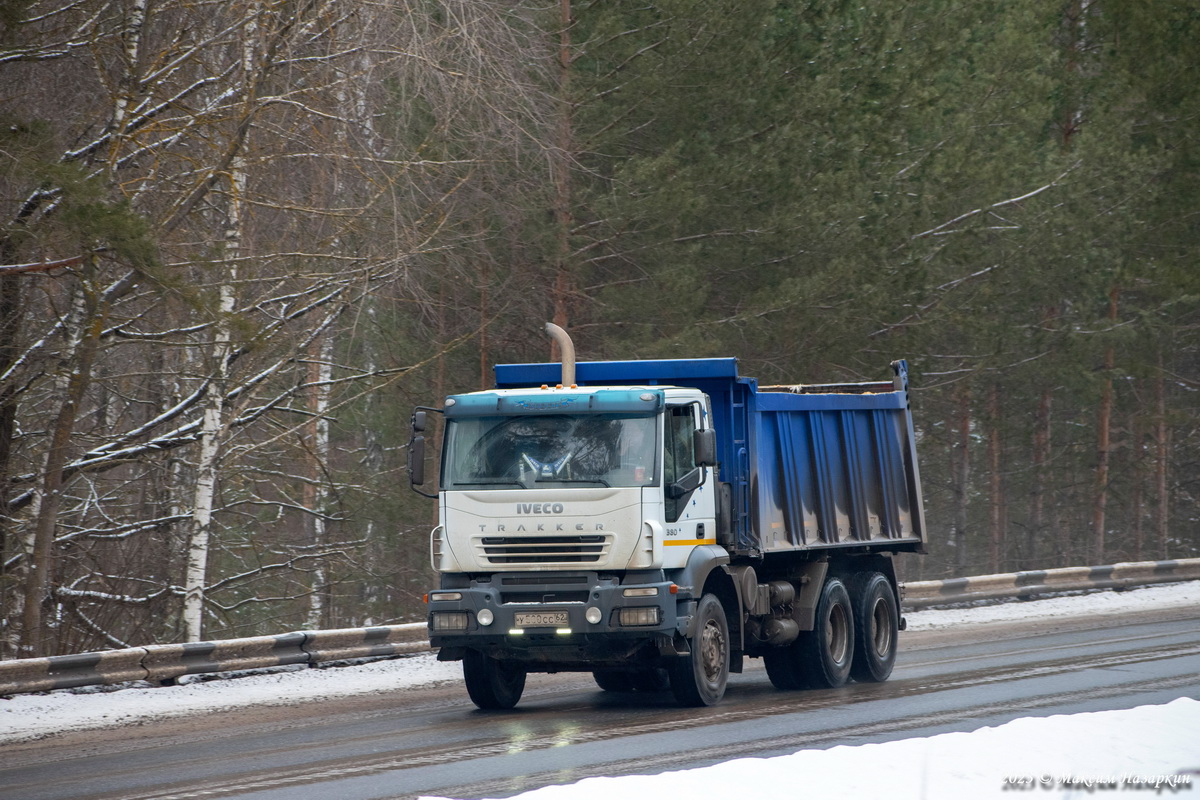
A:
[
  {"left": 430, "top": 612, "right": 469, "bottom": 631},
  {"left": 477, "top": 608, "right": 495, "bottom": 626},
  {"left": 617, "top": 607, "right": 660, "bottom": 627}
]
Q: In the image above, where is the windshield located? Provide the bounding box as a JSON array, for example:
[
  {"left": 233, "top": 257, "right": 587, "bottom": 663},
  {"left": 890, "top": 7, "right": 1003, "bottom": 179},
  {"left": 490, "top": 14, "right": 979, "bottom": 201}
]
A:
[{"left": 443, "top": 413, "right": 659, "bottom": 489}]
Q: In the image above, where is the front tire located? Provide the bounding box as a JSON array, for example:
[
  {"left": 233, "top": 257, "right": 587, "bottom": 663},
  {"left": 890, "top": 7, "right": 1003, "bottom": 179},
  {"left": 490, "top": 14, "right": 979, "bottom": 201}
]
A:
[
  {"left": 849, "top": 572, "right": 899, "bottom": 683},
  {"left": 668, "top": 593, "right": 730, "bottom": 707},
  {"left": 463, "top": 650, "right": 526, "bottom": 710}
]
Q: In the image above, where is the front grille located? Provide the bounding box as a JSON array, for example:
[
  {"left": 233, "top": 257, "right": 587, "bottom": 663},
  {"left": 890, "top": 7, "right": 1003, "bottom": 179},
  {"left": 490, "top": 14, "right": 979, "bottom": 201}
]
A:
[
  {"left": 501, "top": 591, "right": 590, "bottom": 604},
  {"left": 476, "top": 534, "right": 610, "bottom": 565},
  {"left": 502, "top": 575, "right": 588, "bottom": 586}
]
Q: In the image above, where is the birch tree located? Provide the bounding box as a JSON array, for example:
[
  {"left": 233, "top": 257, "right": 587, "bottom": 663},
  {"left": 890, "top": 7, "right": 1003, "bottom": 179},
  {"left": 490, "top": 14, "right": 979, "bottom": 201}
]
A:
[{"left": 1, "top": 0, "right": 558, "bottom": 654}]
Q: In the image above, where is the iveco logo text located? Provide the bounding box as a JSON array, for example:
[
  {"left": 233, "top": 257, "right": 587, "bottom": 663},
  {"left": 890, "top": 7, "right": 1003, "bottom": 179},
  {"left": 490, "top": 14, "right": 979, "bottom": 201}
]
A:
[{"left": 517, "top": 503, "right": 564, "bottom": 514}]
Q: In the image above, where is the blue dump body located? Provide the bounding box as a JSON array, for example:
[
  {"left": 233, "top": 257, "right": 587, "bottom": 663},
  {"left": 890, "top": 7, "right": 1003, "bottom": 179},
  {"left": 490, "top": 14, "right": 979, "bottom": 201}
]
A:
[{"left": 495, "top": 358, "right": 926, "bottom": 557}]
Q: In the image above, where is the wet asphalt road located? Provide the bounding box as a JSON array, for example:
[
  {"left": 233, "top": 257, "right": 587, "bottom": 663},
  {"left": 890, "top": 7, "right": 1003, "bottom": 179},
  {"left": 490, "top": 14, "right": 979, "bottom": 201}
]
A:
[{"left": 4, "top": 606, "right": 1199, "bottom": 800}]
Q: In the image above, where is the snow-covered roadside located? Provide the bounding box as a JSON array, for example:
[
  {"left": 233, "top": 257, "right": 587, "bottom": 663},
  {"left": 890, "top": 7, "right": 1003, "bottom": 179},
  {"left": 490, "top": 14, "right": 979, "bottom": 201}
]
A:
[
  {"left": 416, "top": 699, "right": 1199, "bottom": 800},
  {"left": 905, "top": 578, "right": 1200, "bottom": 631},
  {"left": 2, "top": 581, "right": 1198, "bottom": 753},
  {"left": 0, "top": 649, "right": 463, "bottom": 745}
]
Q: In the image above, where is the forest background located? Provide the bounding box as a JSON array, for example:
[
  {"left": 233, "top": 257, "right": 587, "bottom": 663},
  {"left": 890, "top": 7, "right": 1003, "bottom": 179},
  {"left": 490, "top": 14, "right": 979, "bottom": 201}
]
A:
[{"left": 1, "top": 0, "right": 1197, "bottom": 659}]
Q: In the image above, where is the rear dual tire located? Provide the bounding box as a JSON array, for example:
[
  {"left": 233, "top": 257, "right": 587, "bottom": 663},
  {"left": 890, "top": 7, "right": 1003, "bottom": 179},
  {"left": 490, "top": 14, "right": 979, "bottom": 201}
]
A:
[
  {"left": 848, "top": 572, "right": 899, "bottom": 683},
  {"left": 764, "top": 572, "right": 899, "bottom": 690},
  {"left": 765, "top": 576, "right": 854, "bottom": 690}
]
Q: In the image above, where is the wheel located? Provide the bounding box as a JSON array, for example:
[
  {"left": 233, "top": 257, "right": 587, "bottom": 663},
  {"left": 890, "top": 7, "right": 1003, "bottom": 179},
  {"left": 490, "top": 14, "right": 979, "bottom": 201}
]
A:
[
  {"left": 629, "top": 667, "right": 670, "bottom": 692},
  {"left": 797, "top": 576, "right": 854, "bottom": 688},
  {"left": 463, "top": 650, "right": 526, "bottom": 710},
  {"left": 668, "top": 593, "right": 730, "bottom": 707},
  {"left": 849, "top": 572, "right": 899, "bottom": 683},
  {"left": 593, "top": 670, "right": 634, "bottom": 692},
  {"left": 763, "top": 647, "right": 803, "bottom": 690},
  {"left": 766, "top": 577, "right": 854, "bottom": 691}
]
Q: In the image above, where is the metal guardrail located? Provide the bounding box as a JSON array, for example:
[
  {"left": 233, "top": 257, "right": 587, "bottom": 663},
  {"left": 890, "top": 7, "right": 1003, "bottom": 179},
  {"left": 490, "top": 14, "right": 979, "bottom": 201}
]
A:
[
  {"left": 901, "top": 558, "right": 1200, "bottom": 609},
  {"left": 0, "top": 623, "right": 427, "bottom": 696},
  {"left": 1, "top": 558, "right": 1196, "bottom": 697}
]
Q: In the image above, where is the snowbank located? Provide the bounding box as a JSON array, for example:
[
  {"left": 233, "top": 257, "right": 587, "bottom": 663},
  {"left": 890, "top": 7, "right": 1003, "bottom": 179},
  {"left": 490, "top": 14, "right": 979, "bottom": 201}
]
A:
[{"left": 420, "top": 698, "right": 1198, "bottom": 800}]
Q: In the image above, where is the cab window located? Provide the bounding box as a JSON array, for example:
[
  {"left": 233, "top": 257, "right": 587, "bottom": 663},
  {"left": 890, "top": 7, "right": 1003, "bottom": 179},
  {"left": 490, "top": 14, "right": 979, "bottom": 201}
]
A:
[{"left": 664, "top": 405, "right": 698, "bottom": 522}]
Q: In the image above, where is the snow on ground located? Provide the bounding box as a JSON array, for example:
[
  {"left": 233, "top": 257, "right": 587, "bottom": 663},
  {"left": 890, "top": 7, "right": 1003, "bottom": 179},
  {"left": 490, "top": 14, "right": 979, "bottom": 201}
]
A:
[
  {"left": 2, "top": 582, "right": 1198, "bottom": 799},
  {"left": 417, "top": 699, "right": 1199, "bottom": 800},
  {"left": 0, "top": 648, "right": 464, "bottom": 745},
  {"left": 904, "top": 578, "right": 1200, "bottom": 631}
]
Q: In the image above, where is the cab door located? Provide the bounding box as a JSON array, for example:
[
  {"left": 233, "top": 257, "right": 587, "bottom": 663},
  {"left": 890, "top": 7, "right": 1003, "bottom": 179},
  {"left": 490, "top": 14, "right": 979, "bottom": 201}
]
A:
[{"left": 662, "top": 402, "right": 717, "bottom": 563}]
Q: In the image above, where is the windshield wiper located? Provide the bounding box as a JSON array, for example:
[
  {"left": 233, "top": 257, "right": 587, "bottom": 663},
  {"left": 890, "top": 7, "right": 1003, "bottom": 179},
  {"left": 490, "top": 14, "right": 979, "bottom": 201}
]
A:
[{"left": 529, "top": 477, "right": 612, "bottom": 487}]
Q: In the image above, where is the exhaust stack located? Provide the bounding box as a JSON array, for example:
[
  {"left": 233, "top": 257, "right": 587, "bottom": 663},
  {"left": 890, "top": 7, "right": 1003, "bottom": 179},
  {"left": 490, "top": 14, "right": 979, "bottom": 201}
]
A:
[{"left": 544, "top": 322, "right": 576, "bottom": 386}]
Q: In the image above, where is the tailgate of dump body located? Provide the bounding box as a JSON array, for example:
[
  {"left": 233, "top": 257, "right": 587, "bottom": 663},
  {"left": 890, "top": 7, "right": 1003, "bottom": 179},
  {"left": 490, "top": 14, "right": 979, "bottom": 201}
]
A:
[
  {"left": 748, "top": 378, "right": 925, "bottom": 554},
  {"left": 493, "top": 358, "right": 926, "bottom": 557}
]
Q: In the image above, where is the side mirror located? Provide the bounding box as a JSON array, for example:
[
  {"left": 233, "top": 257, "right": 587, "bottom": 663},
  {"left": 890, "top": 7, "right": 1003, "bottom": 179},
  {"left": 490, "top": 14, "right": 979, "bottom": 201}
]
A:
[
  {"left": 694, "top": 428, "right": 717, "bottom": 467},
  {"left": 408, "top": 434, "right": 426, "bottom": 487},
  {"left": 408, "top": 406, "right": 442, "bottom": 498}
]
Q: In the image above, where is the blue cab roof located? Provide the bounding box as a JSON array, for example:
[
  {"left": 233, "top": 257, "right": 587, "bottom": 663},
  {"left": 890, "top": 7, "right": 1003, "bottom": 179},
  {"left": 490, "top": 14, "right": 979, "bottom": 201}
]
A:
[{"left": 494, "top": 358, "right": 751, "bottom": 389}]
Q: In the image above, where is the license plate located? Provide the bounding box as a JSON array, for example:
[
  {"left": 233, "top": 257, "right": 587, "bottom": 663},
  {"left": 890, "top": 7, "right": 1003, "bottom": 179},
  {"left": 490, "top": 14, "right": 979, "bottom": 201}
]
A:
[{"left": 514, "top": 611, "right": 569, "bottom": 628}]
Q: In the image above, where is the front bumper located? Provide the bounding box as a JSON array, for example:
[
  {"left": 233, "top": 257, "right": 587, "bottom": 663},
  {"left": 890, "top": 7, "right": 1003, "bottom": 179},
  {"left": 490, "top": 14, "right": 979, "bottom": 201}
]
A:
[{"left": 427, "top": 572, "right": 693, "bottom": 668}]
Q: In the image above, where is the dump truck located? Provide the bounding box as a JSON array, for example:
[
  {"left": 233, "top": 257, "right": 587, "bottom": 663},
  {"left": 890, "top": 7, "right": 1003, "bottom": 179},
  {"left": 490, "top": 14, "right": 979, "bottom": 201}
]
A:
[{"left": 409, "top": 324, "right": 926, "bottom": 709}]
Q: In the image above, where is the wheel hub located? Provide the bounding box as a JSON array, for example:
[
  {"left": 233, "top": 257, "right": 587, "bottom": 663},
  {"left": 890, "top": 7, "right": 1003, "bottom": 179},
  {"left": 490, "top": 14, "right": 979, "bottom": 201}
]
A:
[{"left": 700, "top": 618, "right": 726, "bottom": 682}]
